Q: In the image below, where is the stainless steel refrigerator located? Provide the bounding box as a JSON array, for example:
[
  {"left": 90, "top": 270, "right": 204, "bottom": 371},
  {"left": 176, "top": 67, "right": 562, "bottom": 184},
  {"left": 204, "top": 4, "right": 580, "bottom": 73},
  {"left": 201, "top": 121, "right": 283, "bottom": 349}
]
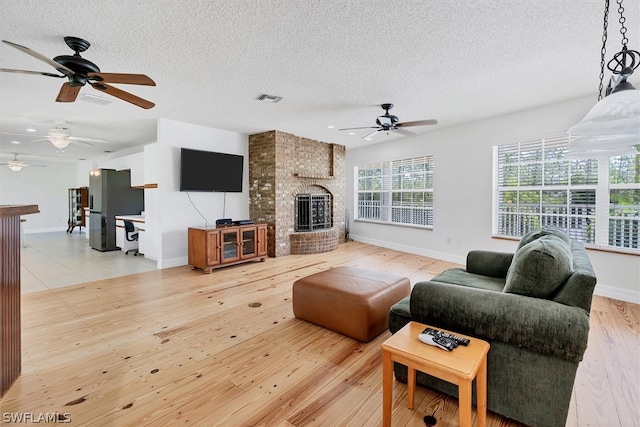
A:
[{"left": 89, "top": 169, "right": 144, "bottom": 251}]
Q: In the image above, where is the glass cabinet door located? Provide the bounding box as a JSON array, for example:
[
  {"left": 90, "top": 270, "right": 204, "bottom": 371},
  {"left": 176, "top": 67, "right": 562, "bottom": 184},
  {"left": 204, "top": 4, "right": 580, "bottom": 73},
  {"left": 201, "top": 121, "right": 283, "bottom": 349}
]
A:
[
  {"left": 221, "top": 229, "right": 240, "bottom": 262},
  {"left": 241, "top": 228, "right": 257, "bottom": 258}
]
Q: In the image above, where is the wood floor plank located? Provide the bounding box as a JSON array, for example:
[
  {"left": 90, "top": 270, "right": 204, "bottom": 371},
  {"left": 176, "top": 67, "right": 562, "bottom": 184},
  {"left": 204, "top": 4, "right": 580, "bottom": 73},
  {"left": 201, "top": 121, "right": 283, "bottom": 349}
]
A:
[{"left": 1, "top": 241, "right": 637, "bottom": 427}]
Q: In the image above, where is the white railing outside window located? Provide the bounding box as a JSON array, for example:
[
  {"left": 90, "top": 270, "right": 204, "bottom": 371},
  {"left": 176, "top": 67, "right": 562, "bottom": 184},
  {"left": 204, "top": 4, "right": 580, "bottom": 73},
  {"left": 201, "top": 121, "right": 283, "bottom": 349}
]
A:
[
  {"left": 355, "top": 155, "right": 434, "bottom": 228},
  {"left": 494, "top": 136, "right": 639, "bottom": 252}
]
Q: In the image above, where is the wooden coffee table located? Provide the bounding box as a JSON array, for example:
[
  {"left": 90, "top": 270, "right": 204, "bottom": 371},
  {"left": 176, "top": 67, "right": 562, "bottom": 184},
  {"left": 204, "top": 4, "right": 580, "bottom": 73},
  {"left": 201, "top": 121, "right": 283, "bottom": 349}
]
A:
[{"left": 382, "top": 321, "right": 490, "bottom": 427}]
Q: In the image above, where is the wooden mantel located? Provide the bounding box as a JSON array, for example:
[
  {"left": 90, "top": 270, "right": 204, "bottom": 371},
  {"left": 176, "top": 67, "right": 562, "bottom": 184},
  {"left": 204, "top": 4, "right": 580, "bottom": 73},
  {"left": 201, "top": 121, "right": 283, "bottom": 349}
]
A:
[{"left": 1, "top": 204, "right": 39, "bottom": 398}]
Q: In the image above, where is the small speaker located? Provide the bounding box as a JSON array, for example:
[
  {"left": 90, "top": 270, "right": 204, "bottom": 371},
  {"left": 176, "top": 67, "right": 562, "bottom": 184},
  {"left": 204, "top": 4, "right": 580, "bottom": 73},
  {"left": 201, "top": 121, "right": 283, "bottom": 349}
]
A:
[{"left": 216, "top": 218, "right": 233, "bottom": 226}]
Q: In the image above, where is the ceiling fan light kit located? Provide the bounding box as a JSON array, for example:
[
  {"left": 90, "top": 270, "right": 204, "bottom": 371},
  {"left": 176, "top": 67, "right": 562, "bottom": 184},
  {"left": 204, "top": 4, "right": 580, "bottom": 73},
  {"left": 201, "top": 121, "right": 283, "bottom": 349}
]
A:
[
  {"left": 567, "top": 0, "right": 640, "bottom": 155},
  {"left": 8, "top": 161, "right": 24, "bottom": 172},
  {"left": 48, "top": 128, "right": 72, "bottom": 149},
  {"left": 1, "top": 155, "right": 45, "bottom": 172},
  {"left": 1, "top": 36, "right": 156, "bottom": 109},
  {"left": 2, "top": 122, "right": 108, "bottom": 152}
]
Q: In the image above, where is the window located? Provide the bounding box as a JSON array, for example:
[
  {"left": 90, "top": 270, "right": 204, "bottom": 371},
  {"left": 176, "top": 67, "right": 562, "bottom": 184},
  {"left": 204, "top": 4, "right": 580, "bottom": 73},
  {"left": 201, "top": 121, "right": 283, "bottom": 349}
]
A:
[
  {"left": 494, "top": 136, "right": 640, "bottom": 252},
  {"left": 356, "top": 155, "right": 434, "bottom": 227},
  {"left": 609, "top": 154, "right": 640, "bottom": 248}
]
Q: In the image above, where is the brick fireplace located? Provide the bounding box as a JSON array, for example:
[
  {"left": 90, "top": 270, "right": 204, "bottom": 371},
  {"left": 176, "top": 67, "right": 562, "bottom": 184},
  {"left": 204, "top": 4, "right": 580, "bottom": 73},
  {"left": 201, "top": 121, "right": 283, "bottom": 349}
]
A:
[{"left": 248, "top": 130, "right": 346, "bottom": 257}]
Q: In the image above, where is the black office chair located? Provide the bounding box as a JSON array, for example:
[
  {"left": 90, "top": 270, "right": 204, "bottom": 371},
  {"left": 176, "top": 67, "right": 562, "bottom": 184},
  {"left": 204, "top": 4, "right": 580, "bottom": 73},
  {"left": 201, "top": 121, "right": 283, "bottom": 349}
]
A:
[{"left": 124, "top": 220, "right": 139, "bottom": 256}]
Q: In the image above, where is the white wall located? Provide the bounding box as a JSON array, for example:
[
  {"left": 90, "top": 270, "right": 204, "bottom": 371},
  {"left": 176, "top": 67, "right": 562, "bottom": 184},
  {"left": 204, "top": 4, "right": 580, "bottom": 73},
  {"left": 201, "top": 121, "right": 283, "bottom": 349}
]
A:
[
  {"left": 0, "top": 157, "right": 76, "bottom": 232},
  {"left": 155, "top": 118, "right": 249, "bottom": 268},
  {"left": 346, "top": 95, "right": 640, "bottom": 304}
]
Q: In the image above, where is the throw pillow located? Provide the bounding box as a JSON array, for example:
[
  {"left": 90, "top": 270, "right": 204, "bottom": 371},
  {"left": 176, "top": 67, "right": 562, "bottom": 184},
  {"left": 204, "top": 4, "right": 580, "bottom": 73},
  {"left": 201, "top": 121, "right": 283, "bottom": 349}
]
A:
[
  {"left": 505, "top": 235, "right": 572, "bottom": 298},
  {"left": 517, "top": 226, "right": 570, "bottom": 251}
]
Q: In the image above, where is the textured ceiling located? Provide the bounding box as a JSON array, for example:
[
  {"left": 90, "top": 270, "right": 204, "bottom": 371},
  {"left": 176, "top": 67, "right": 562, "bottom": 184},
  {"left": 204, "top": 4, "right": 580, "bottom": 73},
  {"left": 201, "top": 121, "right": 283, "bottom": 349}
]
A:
[{"left": 1, "top": 0, "right": 639, "bottom": 164}]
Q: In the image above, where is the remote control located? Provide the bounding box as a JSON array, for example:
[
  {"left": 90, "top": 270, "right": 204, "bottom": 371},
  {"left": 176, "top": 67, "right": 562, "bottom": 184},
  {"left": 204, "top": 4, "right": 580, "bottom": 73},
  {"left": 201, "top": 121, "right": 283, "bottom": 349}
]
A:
[
  {"left": 418, "top": 332, "right": 457, "bottom": 351},
  {"left": 422, "top": 327, "right": 470, "bottom": 346}
]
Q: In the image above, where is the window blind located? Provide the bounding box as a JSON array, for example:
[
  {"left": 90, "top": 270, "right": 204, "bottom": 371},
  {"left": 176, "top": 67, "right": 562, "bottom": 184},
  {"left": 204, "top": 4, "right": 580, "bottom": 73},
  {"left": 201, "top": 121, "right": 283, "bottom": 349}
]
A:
[
  {"left": 495, "top": 135, "right": 639, "bottom": 252},
  {"left": 356, "top": 155, "right": 434, "bottom": 227}
]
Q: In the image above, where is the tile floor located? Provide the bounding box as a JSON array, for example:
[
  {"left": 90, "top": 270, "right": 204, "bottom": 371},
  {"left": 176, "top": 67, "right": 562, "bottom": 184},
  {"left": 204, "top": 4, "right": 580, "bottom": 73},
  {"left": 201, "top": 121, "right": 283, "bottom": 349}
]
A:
[{"left": 20, "top": 230, "right": 157, "bottom": 294}]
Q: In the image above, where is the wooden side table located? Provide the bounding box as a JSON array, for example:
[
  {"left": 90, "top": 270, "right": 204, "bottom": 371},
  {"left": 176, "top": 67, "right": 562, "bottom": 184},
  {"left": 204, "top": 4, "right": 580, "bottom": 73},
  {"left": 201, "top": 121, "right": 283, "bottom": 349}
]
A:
[{"left": 382, "top": 321, "right": 490, "bottom": 427}]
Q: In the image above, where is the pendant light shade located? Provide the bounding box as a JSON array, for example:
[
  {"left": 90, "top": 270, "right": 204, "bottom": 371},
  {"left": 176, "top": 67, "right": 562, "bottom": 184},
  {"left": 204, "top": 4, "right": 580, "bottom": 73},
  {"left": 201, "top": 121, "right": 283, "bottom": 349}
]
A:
[
  {"left": 567, "top": 0, "right": 639, "bottom": 155},
  {"left": 568, "top": 89, "right": 640, "bottom": 137},
  {"left": 566, "top": 133, "right": 639, "bottom": 159}
]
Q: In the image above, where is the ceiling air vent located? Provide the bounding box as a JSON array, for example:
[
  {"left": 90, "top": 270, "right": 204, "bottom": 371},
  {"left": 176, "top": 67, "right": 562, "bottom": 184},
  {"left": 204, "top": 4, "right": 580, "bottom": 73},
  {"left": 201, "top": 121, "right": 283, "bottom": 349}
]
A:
[
  {"left": 79, "top": 93, "right": 114, "bottom": 105},
  {"left": 257, "top": 94, "right": 283, "bottom": 103}
]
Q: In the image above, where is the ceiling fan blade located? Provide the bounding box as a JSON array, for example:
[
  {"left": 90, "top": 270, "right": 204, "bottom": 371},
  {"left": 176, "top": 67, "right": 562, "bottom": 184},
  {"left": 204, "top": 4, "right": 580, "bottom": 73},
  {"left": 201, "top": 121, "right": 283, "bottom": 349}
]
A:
[
  {"left": 3, "top": 132, "right": 43, "bottom": 137},
  {"left": 2, "top": 40, "right": 75, "bottom": 75},
  {"left": 362, "top": 129, "right": 382, "bottom": 140},
  {"left": 395, "top": 127, "right": 417, "bottom": 137},
  {"left": 68, "top": 136, "right": 107, "bottom": 144},
  {"left": 90, "top": 82, "right": 155, "bottom": 109},
  {"left": 1, "top": 132, "right": 49, "bottom": 143},
  {"left": 56, "top": 83, "right": 81, "bottom": 102},
  {"left": 88, "top": 72, "right": 156, "bottom": 86},
  {"left": 0, "top": 68, "right": 65, "bottom": 78},
  {"left": 396, "top": 119, "right": 438, "bottom": 127},
  {"left": 338, "top": 126, "right": 378, "bottom": 131}
]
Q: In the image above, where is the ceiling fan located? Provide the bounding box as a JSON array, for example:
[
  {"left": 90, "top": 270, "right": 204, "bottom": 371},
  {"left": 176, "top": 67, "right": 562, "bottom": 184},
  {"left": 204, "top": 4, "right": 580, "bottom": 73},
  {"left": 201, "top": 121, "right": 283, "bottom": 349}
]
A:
[
  {"left": 3, "top": 121, "right": 107, "bottom": 151},
  {"left": 340, "top": 103, "right": 438, "bottom": 140},
  {"left": 1, "top": 36, "right": 156, "bottom": 109},
  {"left": 0, "top": 154, "right": 46, "bottom": 172}
]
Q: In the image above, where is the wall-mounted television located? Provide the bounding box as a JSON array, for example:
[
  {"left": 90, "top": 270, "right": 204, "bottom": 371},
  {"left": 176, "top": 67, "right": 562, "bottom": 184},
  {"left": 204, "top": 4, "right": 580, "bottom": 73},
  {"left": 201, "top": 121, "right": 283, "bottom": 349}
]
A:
[{"left": 179, "top": 148, "right": 244, "bottom": 192}]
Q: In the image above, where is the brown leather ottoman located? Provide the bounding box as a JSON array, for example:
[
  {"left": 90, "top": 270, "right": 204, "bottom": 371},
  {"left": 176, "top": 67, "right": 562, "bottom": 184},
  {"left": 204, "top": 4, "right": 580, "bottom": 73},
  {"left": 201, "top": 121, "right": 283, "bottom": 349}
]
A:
[{"left": 292, "top": 266, "right": 411, "bottom": 342}]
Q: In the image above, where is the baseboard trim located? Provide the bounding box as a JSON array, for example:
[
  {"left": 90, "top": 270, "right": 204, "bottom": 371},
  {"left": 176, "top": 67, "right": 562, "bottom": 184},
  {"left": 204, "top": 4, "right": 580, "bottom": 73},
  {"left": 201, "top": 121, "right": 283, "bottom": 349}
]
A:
[
  {"left": 594, "top": 283, "right": 640, "bottom": 304},
  {"left": 349, "top": 234, "right": 466, "bottom": 265}
]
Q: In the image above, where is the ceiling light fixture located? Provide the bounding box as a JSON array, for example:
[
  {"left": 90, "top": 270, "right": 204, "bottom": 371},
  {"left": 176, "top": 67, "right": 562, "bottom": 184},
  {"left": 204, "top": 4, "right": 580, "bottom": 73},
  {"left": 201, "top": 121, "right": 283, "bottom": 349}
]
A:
[
  {"left": 48, "top": 128, "right": 72, "bottom": 150},
  {"left": 7, "top": 160, "right": 25, "bottom": 172},
  {"left": 567, "top": 0, "right": 640, "bottom": 154}
]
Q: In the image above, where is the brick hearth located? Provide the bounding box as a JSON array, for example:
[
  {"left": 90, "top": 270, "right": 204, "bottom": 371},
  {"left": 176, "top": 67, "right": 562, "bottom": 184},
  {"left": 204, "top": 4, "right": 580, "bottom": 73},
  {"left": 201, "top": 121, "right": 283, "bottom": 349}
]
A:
[
  {"left": 290, "top": 228, "right": 340, "bottom": 254},
  {"left": 248, "top": 130, "right": 346, "bottom": 257}
]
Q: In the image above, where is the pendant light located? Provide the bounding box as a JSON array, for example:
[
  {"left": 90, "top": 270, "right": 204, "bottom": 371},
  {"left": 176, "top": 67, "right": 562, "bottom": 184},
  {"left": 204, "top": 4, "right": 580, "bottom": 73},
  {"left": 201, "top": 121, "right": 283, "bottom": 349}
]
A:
[{"left": 567, "top": 0, "right": 640, "bottom": 154}]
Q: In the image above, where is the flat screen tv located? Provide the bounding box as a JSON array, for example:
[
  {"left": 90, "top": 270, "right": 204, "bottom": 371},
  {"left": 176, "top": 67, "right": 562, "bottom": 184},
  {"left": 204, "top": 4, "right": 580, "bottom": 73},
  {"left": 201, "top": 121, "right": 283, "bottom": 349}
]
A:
[{"left": 180, "top": 148, "right": 244, "bottom": 192}]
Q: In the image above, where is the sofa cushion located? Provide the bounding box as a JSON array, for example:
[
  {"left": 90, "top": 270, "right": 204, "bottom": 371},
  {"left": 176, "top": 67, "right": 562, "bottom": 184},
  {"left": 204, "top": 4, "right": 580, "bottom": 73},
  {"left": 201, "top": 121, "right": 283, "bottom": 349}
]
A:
[
  {"left": 504, "top": 235, "right": 572, "bottom": 298},
  {"left": 432, "top": 268, "right": 506, "bottom": 292},
  {"left": 517, "top": 226, "right": 570, "bottom": 251}
]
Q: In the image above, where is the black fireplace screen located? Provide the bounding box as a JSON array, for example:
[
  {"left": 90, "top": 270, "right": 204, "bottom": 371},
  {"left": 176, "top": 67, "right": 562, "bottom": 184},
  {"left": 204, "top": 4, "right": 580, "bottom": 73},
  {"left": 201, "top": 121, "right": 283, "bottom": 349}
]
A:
[{"left": 295, "top": 194, "right": 332, "bottom": 231}]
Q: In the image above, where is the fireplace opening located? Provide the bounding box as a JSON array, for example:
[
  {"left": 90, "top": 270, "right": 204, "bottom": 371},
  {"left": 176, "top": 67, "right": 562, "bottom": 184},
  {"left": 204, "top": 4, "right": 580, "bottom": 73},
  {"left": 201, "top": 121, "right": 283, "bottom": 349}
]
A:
[{"left": 295, "top": 193, "right": 332, "bottom": 231}]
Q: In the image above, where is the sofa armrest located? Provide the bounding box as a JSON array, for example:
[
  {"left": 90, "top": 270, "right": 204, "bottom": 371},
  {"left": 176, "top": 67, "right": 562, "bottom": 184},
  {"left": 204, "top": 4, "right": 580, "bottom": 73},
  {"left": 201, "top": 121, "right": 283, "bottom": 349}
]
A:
[
  {"left": 466, "top": 250, "right": 513, "bottom": 278},
  {"left": 409, "top": 281, "right": 589, "bottom": 362}
]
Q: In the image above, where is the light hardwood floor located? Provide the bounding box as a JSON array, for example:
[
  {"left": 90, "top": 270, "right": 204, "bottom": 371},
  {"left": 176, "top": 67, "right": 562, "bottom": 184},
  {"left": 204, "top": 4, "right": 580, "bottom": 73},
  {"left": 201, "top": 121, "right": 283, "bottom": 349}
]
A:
[{"left": 2, "top": 241, "right": 638, "bottom": 426}]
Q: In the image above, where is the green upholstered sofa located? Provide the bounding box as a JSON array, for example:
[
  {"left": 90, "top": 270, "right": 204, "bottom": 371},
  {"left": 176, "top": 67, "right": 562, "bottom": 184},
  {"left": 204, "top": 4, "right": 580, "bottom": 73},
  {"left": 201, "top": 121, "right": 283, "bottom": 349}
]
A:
[{"left": 388, "top": 227, "right": 597, "bottom": 427}]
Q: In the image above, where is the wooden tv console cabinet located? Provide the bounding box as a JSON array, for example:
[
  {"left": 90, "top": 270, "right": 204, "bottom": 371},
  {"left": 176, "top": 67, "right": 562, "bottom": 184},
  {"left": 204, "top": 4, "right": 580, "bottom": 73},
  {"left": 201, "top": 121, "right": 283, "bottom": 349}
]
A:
[{"left": 188, "top": 223, "right": 268, "bottom": 273}]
